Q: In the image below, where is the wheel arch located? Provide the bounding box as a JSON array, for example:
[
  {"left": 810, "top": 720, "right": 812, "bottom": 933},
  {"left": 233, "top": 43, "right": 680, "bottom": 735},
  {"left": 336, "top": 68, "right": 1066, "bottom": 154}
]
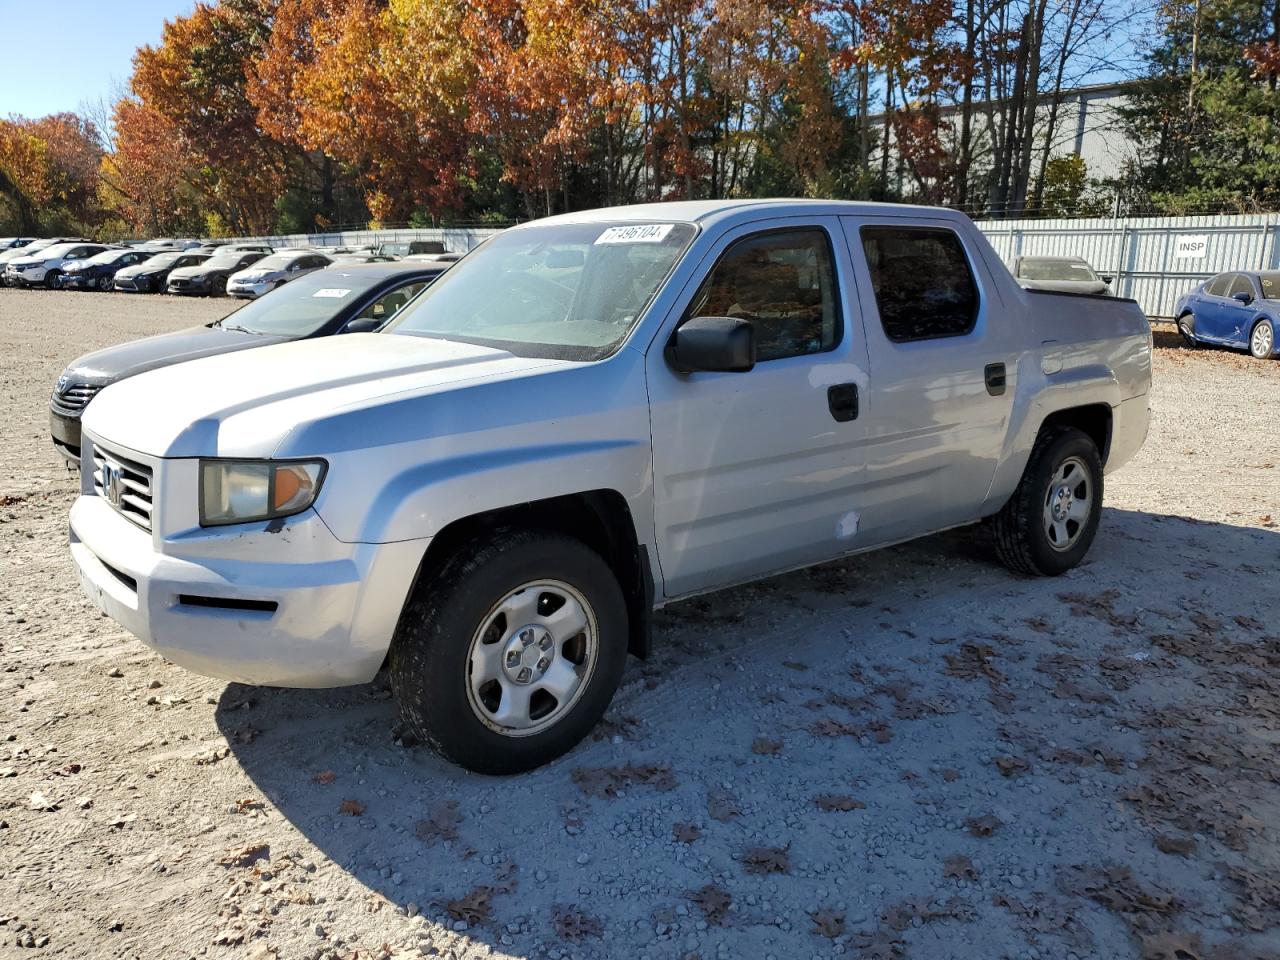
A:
[
  {"left": 405, "top": 489, "right": 654, "bottom": 661},
  {"left": 1037, "top": 403, "right": 1113, "bottom": 466}
]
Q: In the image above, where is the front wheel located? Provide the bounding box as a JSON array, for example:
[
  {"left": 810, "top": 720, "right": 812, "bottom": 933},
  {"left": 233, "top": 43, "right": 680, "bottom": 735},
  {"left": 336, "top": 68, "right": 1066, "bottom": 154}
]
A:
[
  {"left": 211, "top": 276, "right": 227, "bottom": 297},
  {"left": 1176, "top": 313, "right": 1199, "bottom": 348},
  {"left": 44, "top": 270, "right": 61, "bottom": 290},
  {"left": 991, "top": 426, "right": 1103, "bottom": 576},
  {"left": 1249, "top": 320, "right": 1275, "bottom": 359},
  {"left": 97, "top": 274, "right": 113, "bottom": 291},
  {"left": 390, "top": 529, "right": 628, "bottom": 774}
]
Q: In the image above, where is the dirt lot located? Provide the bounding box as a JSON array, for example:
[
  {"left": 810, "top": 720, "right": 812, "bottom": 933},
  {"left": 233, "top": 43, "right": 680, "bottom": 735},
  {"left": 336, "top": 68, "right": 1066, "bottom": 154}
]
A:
[{"left": 1, "top": 288, "right": 1279, "bottom": 960}]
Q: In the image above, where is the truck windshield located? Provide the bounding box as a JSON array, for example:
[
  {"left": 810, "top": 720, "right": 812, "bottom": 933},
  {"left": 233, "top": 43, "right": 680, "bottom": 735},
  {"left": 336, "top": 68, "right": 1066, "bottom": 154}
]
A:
[
  {"left": 385, "top": 221, "right": 698, "bottom": 360},
  {"left": 1018, "top": 259, "right": 1097, "bottom": 282}
]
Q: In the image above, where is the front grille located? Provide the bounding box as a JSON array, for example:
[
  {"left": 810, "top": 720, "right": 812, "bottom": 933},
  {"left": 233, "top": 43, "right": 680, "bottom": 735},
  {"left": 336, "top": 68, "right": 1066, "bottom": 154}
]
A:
[
  {"left": 51, "top": 383, "right": 102, "bottom": 416},
  {"left": 92, "top": 443, "right": 154, "bottom": 531}
]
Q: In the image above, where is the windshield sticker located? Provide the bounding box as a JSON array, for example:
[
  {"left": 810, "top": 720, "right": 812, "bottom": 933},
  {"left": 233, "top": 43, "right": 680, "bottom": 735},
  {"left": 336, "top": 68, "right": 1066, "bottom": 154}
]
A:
[
  {"left": 312, "top": 288, "right": 352, "bottom": 298},
  {"left": 594, "top": 224, "right": 676, "bottom": 245}
]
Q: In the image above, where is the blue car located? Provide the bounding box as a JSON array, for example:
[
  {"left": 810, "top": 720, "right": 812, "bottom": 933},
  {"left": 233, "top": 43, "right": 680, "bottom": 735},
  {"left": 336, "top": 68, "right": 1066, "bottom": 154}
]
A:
[
  {"left": 59, "top": 248, "right": 157, "bottom": 291},
  {"left": 1174, "top": 271, "right": 1279, "bottom": 360}
]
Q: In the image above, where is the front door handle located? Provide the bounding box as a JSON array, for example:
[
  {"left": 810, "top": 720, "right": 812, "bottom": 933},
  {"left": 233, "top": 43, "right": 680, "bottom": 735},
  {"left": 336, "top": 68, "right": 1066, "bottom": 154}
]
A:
[
  {"left": 828, "top": 383, "right": 859, "bottom": 422},
  {"left": 984, "top": 362, "right": 1007, "bottom": 396}
]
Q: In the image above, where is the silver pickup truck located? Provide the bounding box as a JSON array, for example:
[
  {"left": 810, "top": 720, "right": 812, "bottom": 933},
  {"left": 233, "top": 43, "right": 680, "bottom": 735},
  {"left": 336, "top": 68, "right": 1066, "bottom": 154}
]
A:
[{"left": 69, "top": 200, "right": 1152, "bottom": 773}]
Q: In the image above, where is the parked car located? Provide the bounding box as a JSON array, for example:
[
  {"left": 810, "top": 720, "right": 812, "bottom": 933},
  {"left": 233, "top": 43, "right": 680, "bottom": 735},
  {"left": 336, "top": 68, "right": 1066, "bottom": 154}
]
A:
[
  {"left": 377, "top": 239, "right": 445, "bottom": 257},
  {"left": 329, "top": 253, "right": 399, "bottom": 264},
  {"left": 167, "top": 250, "right": 268, "bottom": 296},
  {"left": 1011, "top": 255, "right": 1112, "bottom": 295},
  {"left": 226, "top": 250, "right": 332, "bottom": 298},
  {"left": 8, "top": 241, "right": 109, "bottom": 288},
  {"left": 68, "top": 200, "right": 1152, "bottom": 774},
  {"left": 1174, "top": 271, "right": 1280, "bottom": 360},
  {"left": 0, "top": 237, "right": 36, "bottom": 251},
  {"left": 113, "top": 250, "right": 211, "bottom": 293},
  {"left": 404, "top": 252, "right": 464, "bottom": 263},
  {"left": 50, "top": 262, "right": 444, "bottom": 464},
  {"left": 0, "top": 240, "right": 62, "bottom": 285},
  {"left": 137, "top": 238, "right": 201, "bottom": 253},
  {"left": 60, "top": 248, "right": 157, "bottom": 291}
]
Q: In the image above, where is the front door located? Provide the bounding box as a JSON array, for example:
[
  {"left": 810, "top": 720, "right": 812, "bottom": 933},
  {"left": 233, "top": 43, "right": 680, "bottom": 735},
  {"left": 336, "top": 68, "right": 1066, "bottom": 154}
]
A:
[
  {"left": 838, "top": 217, "right": 1015, "bottom": 545},
  {"left": 1222, "top": 274, "right": 1258, "bottom": 346},
  {"left": 647, "top": 219, "right": 869, "bottom": 598}
]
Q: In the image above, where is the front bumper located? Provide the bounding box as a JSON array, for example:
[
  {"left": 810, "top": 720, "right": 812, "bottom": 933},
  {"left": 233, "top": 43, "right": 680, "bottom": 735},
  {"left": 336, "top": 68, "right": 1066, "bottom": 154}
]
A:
[
  {"left": 16, "top": 267, "right": 47, "bottom": 285},
  {"left": 69, "top": 480, "right": 426, "bottom": 688},
  {"left": 50, "top": 409, "right": 82, "bottom": 465},
  {"left": 227, "top": 279, "right": 276, "bottom": 299},
  {"left": 114, "top": 275, "right": 158, "bottom": 293},
  {"left": 167, "top": 276, "right": 211, "bottom": 295},
  {"left": 60, "top": 273, "right": 96, "bottom": 290}
]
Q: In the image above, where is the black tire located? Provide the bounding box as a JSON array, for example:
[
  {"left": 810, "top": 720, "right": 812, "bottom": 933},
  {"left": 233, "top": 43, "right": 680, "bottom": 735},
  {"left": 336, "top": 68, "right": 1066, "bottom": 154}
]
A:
[
  {"left": 390, "top": 528, "right": 628, "bottom": 774},
  {"left": 1176, "top": 313, "right": 1198, "bottom": 348},
  {"left": 97, "top": 274, "right": 113, "bottom": 291},
  {"left": 211, "top": 275, "right": 227, "bottom": 297},
  {"left": 44, "top": 270, "right": 61, "bottom": 290},
  {"left": 1248, "top": 320, "right": 1275, "bottom": 360},
  {"left": 991, "top": 426, "right": 1103, "bottom": 577}
]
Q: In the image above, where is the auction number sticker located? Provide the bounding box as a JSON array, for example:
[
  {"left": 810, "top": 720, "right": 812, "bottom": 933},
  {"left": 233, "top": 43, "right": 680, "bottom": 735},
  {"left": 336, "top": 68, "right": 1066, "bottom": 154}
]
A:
[
  {"left": 312, "top": 288, "right": 352, "bottom": 298},
  {"left": 595, "top": 224, "right": 675, "bottom": 245}
]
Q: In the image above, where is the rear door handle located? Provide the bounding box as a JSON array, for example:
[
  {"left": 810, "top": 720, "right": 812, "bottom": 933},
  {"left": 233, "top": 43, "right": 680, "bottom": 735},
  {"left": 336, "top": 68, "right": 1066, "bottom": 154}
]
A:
[
  {"left": 984, "top": 362, "right": 1006, "bottom": 396},
  {"left": 827, "top": 383, "right": 859, "bottom": 422}
]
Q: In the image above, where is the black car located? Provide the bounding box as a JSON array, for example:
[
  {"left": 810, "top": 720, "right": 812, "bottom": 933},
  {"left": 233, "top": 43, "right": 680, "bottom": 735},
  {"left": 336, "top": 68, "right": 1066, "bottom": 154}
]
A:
[
  {"left": 60, "top": 248, "right": 157, "bottom": 291},
  {"left": 166, "top": 250, "right": 268, "bottom": 296},
  {"left": 113, "top": 250, "right": 211, "bottom": 293},
  {"left": 51, "top": 262, "right": 447, "bottom": 464}
]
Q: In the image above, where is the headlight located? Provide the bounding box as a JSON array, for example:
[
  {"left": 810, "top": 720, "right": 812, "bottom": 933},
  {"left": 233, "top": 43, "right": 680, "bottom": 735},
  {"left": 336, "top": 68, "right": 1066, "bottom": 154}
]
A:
[{"left": 199, "top": 459, "right": 327, "bottom": 526}]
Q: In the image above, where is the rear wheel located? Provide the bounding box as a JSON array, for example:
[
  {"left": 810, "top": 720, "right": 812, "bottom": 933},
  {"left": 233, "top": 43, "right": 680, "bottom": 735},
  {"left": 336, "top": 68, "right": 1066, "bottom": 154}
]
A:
[
  {"left": 97, "top": 274, "right": 113, "bottom": 291},
  {"left": 44, "top": 270, "right": 61, "bottom": 290},
  {"left": 1249, "top": 320, "right": 1275, "bottom": 359},
  {"left": 991, "top": 426, "right": 1103, "bottom": 576},
  {"left": 390, "top": 528, "right": 628, "bottom": 774},
  {"left": 1176, "top": 312, "right": 1198, "bottom": 348}
]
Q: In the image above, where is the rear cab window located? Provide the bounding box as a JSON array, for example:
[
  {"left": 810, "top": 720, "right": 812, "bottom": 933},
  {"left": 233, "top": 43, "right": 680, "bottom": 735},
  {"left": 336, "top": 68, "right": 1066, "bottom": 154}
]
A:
[{"left": 859, "top": 226, "right": 979, "bottom": 342}]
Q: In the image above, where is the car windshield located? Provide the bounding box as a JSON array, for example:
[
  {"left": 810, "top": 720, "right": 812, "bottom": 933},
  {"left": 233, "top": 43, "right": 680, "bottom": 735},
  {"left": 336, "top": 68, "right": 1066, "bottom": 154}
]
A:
[
  {"left": 252, "top": 253, "right": 308, "bottom": 271},
  {"left": 216, "top": 270, "right": 410, "bottom": 336},
  {"left": 1258, "top": 272, "right": 1280, "bottom": 300},
  {"left": 86, "top": 250, "right": 129, "bottom": 265},
  {"left": 144, "top": 252, "right": 184, "bottom": 269},
  {"left": 204, "top": 254, "right": 252, "bottom": 269},
  {"left": 385, "top": 221, "right": 698, "bottom": 360},
  {"left": 1018, "top": 259, "right": 1097, "bottom": 282},
  {"left": 25, "top": 243, "right": 77, "bottom": 260}
]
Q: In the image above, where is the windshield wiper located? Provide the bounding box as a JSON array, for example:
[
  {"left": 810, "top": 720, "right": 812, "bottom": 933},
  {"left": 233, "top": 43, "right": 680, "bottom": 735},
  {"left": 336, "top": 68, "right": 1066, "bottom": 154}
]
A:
[{"left": 220, "top": 323, "right": 258, "bottom": 335}]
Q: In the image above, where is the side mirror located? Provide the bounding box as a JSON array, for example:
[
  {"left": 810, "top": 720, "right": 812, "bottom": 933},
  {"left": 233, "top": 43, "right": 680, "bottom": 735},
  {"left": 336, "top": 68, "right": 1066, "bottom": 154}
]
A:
[
  {"left": 343, "top": 317, "right": 382, "bottom": 334},
  {"left": 667, "top": 316, "right": 755, "bottom": 373},
  {"left": 1100, "top": 275, "right": 1113, "bottom": 285},
  {"left": 1232, "top": 291, "right": 1253, "bottom": 305}
]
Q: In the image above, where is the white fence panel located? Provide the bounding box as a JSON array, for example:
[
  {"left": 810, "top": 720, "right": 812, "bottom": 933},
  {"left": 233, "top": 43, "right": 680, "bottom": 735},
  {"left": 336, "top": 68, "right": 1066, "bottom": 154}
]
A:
[{"left": 977, "top": 214, "right": 1280, "bottom": 318}]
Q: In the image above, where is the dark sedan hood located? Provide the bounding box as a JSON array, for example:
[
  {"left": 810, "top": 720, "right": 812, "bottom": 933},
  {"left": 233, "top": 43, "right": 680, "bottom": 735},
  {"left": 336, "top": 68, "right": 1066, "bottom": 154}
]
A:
[{"left": 63, "top": 324, "right": 289, "bottom": 384}]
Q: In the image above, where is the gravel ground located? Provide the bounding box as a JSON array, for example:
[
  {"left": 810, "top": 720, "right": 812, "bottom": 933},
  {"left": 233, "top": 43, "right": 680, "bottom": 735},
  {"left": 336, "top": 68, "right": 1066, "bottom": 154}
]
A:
[{"left": 1, "top": 288, "right": 1279, "bottom": 960}]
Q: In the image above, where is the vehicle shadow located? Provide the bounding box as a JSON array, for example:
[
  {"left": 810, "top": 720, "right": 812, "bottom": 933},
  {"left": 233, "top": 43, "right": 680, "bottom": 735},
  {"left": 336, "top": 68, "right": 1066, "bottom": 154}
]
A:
[{"left": 216, "top": 507, "right": 1280, "bottom": 958}]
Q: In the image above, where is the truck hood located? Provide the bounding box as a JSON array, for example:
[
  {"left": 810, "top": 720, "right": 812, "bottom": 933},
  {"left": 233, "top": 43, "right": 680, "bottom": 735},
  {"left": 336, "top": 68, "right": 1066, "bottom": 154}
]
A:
[
  {"left": 64, "top": 325, "right": 287, "bottom": 386},
  {"left": 82, "top": 333, "right": 573, "bottom": 458}
]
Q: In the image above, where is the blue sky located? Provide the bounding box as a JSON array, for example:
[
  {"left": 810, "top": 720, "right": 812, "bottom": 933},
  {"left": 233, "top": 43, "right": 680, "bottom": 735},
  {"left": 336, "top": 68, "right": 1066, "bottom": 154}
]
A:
[{"left": 0, "top": 0, "right": 199, "bottom": 119}]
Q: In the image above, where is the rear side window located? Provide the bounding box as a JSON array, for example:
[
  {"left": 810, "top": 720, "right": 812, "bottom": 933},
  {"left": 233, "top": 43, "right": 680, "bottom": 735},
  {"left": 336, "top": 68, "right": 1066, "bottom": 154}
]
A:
[
  {"left": 860, "top": 227, "right": 978, "bottom": 342},
  {"left": 1205, "top": 275, "right": 1230, "bottom": 296},
  {"left": 687, "top": 229, "right": 840, "bottom": 362}
]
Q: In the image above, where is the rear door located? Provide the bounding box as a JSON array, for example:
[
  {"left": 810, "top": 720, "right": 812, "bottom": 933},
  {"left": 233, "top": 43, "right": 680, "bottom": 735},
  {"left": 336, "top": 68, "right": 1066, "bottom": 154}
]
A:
[
  {"left": 839, "top": 217, "right": 1015, "bottom": 545},
  {"left": 647, "top": 217, "right": 870, "bottom": 598}
]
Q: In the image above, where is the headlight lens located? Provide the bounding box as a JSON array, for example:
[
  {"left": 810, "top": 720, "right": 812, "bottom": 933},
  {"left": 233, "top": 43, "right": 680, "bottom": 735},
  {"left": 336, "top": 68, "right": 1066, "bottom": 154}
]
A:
[{"left": 199, "top": 459, "right": 327, "bottom": 526}]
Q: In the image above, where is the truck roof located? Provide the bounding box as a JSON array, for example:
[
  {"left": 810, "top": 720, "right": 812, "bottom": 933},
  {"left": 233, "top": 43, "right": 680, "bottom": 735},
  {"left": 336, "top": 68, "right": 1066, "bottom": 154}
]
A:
[{"left": 530, "top": 198, "right": 970, "bottom": 229}]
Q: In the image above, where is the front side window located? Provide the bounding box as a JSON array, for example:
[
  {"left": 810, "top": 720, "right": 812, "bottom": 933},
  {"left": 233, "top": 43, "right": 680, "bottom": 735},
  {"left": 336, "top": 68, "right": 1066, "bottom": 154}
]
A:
[
  {"left": 685, "top": 229, "right": 840, "bottom": 362},
  {"left": 358, "top": 281, "right": 432, "bottom": 323},
  {"left": 1227, "top": 274, "right": 1255, "bottom": 299},
  {"left": 387, "top": 220, "right": 697, "bottom": 361},
  {"left": 861, "top": 227, "right": 978, "bottom": 342},
  {"left": 1205, "top": 274, "right": 1230, "bottom": 297}
]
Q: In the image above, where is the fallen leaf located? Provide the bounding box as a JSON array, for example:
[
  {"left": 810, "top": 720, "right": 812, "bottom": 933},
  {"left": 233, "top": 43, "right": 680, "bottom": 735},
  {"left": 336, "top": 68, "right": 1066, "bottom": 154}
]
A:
[
  {"left": 742, "top": 845, "right": 789, "bottom": 875},
  {"left": 673, "top": 822, "right": 701, "bottom": 843},
  {"left": 1140, "top": 931, "right": 1203, "bottom": 960},
  {"left": 811, "top": 908, "right": 845, "bottom": 938},
  {"left": 966, "top": 814, "right": 1002, "bottom": 837},
  {"left": 943, "top": 854, "right": 979, "bottom": 880},
  {"left": 814, "top": 794, "right": 865, "bottom": 812},
  {"left": 415, "top": 800, "right": 462, "bottom": 845},
  {"left": 312, "top": 770, "right": 336, "bottom": 785},
  {"left": 751, "top": 737, "right": 783, "bottom": 755},
  {"left": 994, "top": 755, "right": 1030, "bottom": 778},
  {"left": 571, "top": 764, "right": 676, "bottom": 799},
  {"left": 217, "top": 843, "right": 269, "bottom": 868},
  {"left": 1154, "top": 834, "right": 1196, "bottom": 856},
  {"left": 552, "top": 904, "right": 602, "bottom": 940},
  {"left": 707, "top": 788, "right": 741, "bottom": 822},
  {"left": 686, "top": 884, "right": 731, "bottom": 925},
  {"left": 339, "top": 799, "right": 365, "bottom": 817},
  {"left": 192, "top": 746, "right": 230, "bottom": 766}
]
